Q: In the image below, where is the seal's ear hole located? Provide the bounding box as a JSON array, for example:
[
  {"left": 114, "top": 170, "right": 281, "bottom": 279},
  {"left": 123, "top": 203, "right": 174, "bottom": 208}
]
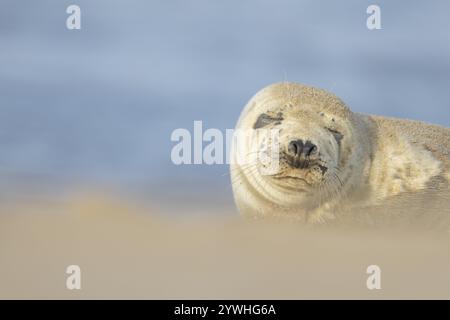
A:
[
  {"left": 253, "top": 113, "right": 283, "bottom": 129},
  {"left": 326, "top": 128, "right": 344, "bottom": 144}
]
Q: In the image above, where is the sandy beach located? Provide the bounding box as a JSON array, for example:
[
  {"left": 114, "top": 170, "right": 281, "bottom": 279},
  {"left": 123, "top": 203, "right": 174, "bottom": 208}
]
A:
[{"left": 1, "top": 193, "right": 449, "bottom": 299}]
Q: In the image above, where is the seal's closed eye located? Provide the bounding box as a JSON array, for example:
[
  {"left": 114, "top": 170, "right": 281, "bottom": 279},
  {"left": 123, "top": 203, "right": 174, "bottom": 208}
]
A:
[
  {"left": 253, "top": 113, "right": 284, "bottom": 129},
  {"left": 326, "top": 128, "right": 344, "bottom": 144}
]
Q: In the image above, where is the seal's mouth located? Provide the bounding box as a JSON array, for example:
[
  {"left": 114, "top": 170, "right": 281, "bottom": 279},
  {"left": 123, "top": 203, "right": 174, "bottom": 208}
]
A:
[
  {"left": 283, "top": 153, "right": 328, "bottom": 175},
  {"left": 273, "top": 175, "right": 309, "bottom": 183},
  {"left": 267, "top": 155, "right": 329, "bottom": 189}
]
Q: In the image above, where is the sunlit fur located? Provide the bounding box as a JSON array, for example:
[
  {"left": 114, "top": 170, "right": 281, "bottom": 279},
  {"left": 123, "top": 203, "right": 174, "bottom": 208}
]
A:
[{"left": 231, "top": 82, "right": 449, "bottom": 225}]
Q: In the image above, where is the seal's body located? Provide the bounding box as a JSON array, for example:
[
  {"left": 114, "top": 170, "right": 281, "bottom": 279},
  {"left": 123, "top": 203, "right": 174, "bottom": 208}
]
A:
[{"left": 230, "top": 83, "right": 450, "bottom": 227}]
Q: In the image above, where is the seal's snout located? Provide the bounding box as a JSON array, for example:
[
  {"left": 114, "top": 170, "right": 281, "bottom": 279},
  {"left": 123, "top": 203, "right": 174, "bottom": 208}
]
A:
[
  {"left": 286, "top": 139, "right": 318, "bottom": 169},
  {"left": 288, "top": 139, "right": 317, "bottom": 158}
]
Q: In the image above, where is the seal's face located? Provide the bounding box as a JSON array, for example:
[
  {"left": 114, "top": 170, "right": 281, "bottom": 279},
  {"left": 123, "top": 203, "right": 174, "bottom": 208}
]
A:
[
  {"left": 232, "top": 83, "right": 355, "bottom": 210},
  {"left": 252, "top": 103, "right": 343, "bottom": 192}
]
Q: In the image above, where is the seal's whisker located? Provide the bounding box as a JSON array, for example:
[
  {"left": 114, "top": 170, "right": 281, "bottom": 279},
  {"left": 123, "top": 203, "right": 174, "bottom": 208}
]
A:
[
  {"left": 229, "top": 165, "right": 260, "bottom": 188},
  {"left": 333, "top": 172, "right": 344, "bottom": 187},
  {"left": 225, "top": 163, "right": 259, "bottom": 176},
  {"left": 230, "top": 168, "right": 260, "bottom": 190},
  {"left": 333, "top": 166, "right": 343, "bottom": 173},
  {"left": 229, "top": 164, "right": 259, "bottom": 179}
]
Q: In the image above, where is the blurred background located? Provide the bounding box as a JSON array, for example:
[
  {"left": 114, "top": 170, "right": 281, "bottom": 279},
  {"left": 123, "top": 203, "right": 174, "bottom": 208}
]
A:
[
  {"left": 1, "top": 0, "right": 450, "bottom": 212},
  {"left": 2, "top": 0, "right": 450, "bottom": 300}
]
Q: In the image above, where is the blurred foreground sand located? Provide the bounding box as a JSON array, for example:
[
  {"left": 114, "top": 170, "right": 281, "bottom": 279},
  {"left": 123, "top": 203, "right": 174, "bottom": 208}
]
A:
[{"left": 1, "top": 194, "right": 450, "bottom": 299}]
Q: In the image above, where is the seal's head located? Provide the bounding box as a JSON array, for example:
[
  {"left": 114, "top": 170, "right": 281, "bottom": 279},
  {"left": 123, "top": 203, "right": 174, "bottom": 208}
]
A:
[{"left": 232, "top": 82, "right": 367, "bottom": 215}]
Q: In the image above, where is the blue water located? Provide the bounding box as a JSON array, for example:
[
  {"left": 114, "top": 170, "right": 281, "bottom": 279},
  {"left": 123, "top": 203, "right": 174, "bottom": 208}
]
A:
[{"left": 1, "top": 0, "right": 450, "bottom": 206}]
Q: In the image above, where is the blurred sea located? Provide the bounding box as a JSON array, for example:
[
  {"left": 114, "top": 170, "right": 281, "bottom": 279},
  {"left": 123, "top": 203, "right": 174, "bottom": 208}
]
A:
[{"left": 1, "top": 0, "right": 450, "bottom": 210}]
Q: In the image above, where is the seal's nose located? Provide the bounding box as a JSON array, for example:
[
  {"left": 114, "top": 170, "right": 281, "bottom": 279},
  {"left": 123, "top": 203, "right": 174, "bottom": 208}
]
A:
[{"left": 288, "top": 139, "right": 317, "bottom": 157}]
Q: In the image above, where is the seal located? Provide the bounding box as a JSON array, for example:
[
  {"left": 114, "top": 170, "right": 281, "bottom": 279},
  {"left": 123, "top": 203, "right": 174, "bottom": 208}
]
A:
[{"left": 230, "top": 82, "right": 450, "bottom": 227}]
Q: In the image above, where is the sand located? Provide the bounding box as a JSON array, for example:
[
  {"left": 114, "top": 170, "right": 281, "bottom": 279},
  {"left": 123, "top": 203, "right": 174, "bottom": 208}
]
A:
[{"left": 1, "top": 194, "right": 450, "bottom": 299}]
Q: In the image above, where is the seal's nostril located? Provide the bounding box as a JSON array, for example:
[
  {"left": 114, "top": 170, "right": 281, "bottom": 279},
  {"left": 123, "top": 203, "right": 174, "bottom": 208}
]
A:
[
  {"left": 304, "top": 141, "right": 317, "bottom": 156},
  {"left": 288, "top": 140, "right": 304, "bottom": 156}
]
